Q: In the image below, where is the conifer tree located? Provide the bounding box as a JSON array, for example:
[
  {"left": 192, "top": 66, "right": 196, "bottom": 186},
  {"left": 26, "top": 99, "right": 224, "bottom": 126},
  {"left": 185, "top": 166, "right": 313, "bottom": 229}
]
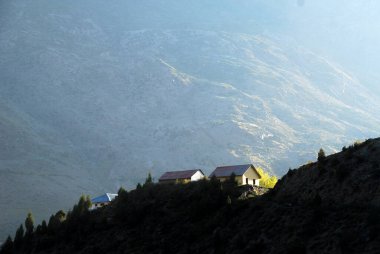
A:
[
  {"left": 227, "top": 173, "right": 237, "bottom": 186},
  {"left": 117, "top": 187, "right": 128, "bottom": 201},
  {"left": 144, "top": 172, "right": 153, "bottom": 186},
  {"left": 47, "top": 214, "right": 60, "bottom": 235},
  {"left": 55, "top": 210, "right": 66, "bottom": 222},
  {"left": 14, "top": 224, "right": 24, "bottom": 247},
  {"left": 118, "top": 187, "right": 127, "bottom": 196},
  {"left": 41, "top": 220, "right": 48, "bottom": 234},
  {"left": 0, "top": 236, "right": 13, "bottom": 254},
  {"left": 318, "top": 148, "right": 326, "bottom": 163},
  {"left": 84, "top": 195, "right": 92, "bottom": 210},
  {"left": 25, "top": 212, "right": 34, "bottom": 235},
  {"left": 210, "top": 174, "right": 218, "bottom": 183},
  {"left": 77, "top": 195, "right": 87, "bottom": 215}
]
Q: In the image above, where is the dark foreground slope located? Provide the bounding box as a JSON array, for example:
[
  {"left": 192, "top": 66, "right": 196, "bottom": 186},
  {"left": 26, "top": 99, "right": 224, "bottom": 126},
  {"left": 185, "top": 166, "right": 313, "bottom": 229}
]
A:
[{"left": 2, "top": 139, "right": 380, "bottom": 254}]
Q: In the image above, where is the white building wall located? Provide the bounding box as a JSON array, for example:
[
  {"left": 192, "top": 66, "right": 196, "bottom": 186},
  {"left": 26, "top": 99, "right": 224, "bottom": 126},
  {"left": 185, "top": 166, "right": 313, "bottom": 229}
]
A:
[
  {"left": 242, "top": 174, "right": 258, "bottom": 186},
  {"left": 191, "top": 171, "right": 205, "bottom": 181}
]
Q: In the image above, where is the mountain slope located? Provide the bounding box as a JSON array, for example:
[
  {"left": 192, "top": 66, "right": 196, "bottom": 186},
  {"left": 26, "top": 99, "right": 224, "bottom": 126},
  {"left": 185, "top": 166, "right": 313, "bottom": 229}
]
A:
[
  {"left": 3, "top": 138, "right": 380, "bottom": 253},
  {"left": 1, "top": 0, "right": 380, "bottom": 241}
]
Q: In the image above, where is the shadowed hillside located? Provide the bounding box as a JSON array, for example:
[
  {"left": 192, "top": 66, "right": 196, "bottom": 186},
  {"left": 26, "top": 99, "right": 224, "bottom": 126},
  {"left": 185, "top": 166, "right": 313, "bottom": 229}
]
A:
[
  {"left": 2, "top": 0, "right": 380, "bottom": 242},
  {"left": 2, "top": 138, "right": 380, "bottom": 254}
]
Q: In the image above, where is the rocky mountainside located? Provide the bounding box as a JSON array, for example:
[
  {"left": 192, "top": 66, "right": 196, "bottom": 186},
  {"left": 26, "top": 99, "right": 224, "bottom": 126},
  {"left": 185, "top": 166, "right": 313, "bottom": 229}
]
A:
[
  {"left": 1, "top": 0, "right": 380, "bottom": 240},
  {"left": 2, "top": 138, "right": 380, "bottom": 253}
]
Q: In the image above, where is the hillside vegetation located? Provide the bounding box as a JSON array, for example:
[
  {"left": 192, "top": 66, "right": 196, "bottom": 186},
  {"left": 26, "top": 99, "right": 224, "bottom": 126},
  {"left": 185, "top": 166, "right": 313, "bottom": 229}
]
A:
[{"left": 2, "top": 138, "right": 380, "bottom": 254}]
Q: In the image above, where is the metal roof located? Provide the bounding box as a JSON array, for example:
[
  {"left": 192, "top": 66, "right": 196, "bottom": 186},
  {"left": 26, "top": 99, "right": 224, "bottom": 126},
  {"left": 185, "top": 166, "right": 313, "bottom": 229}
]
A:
[
  {"left": 209, "top": 164, "right": 257, "bottom": 177},
  {"left": 159, "top": 169, "right": 204, "bottom": 181},
  {"left": 91, "top": 193, "right": 118, "bottom": 204}
]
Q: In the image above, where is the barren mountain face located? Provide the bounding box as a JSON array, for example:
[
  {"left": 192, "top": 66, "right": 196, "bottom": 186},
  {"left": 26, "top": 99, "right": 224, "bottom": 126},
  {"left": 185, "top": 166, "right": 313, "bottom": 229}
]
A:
[{"left": 1, "top": 0, "right": 380, "bottom": 240}]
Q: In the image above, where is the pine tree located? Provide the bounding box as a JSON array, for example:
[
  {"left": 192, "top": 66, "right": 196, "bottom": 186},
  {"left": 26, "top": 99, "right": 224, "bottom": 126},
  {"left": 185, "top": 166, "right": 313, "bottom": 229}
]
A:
[
  {"left": 144, "top": 172, "right": 153, "bottom": 186},
  {"left": 77, "top": 195, "right": 87, "bottom": 215},
  {"left": 47, "top": 215, "right": 60, "bottom": 235},
  {"left": 14, "top": 224, "right": 24, "bottom": 247},
  {"left": 41, "top": 220, "right": 48, "bottom": 234},
  {"left": 227, "top": 173, "right": 237, "bottom": 186},
  {"left": 0, "top": 236, "right": 13, "bottom": 254},
  {"left": 55, "top": 210, "right": 66, "bottom": 222},
  {"left": 210, "top": 174, "right": 218, "bottom": 183},
  {"left": 24, "top": 212, "right": 34, "bottom": 235},
  {"left": 117, "top": 187, "right": 128, "bottom": 201},
  {"left": 118, "top": 187, "right": 126, "bottom": 195},
  {"left": 318, "top": 148, "right": 326, "bottom": 163},
  {"left": 84, "top": 195, "right": 92, "bottom": 210}
]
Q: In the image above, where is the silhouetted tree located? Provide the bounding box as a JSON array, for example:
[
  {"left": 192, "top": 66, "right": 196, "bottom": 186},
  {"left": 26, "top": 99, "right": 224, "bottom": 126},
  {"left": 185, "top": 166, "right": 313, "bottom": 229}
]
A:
[
  {"left": 0, "top": 236, "right": 13, "bottom": 254},
  {"left": 41, "top": 220, "right": 47, "bottom": 234},
  {"left": 13, "top": 225, "right": 24, "bottom": 247},
  {"left": 136, "top": 183, "right": 142, "bottom": 189},
  {"left": 118, "top": 187, "right": 126, "bottom": 196},
  {"left": 144, "top": 172, "right": 153, "bottom": 186},
  {"left": 227, "top": 173, "right": 237, "bottom": 186},
  {"left": 84, "top": 195, "right": 92, "bottom": 211},
  {"left": 318, "top": 148, "right": 326, "bottom": 163},
  {"left": 24, "top": 212, "right": 34, "bottom": 235},
  {"left": 47, "top": 213, "right": 63, "bottom": 235},
  {"left": 209, "top": 174, "right": 218, "bottom": 183}
]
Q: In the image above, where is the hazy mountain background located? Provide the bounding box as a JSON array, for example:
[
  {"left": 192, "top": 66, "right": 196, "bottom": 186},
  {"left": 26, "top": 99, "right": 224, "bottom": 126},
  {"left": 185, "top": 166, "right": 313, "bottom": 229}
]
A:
[{"left": 1, "top": 0, "right": 380, "bottom": 240}]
